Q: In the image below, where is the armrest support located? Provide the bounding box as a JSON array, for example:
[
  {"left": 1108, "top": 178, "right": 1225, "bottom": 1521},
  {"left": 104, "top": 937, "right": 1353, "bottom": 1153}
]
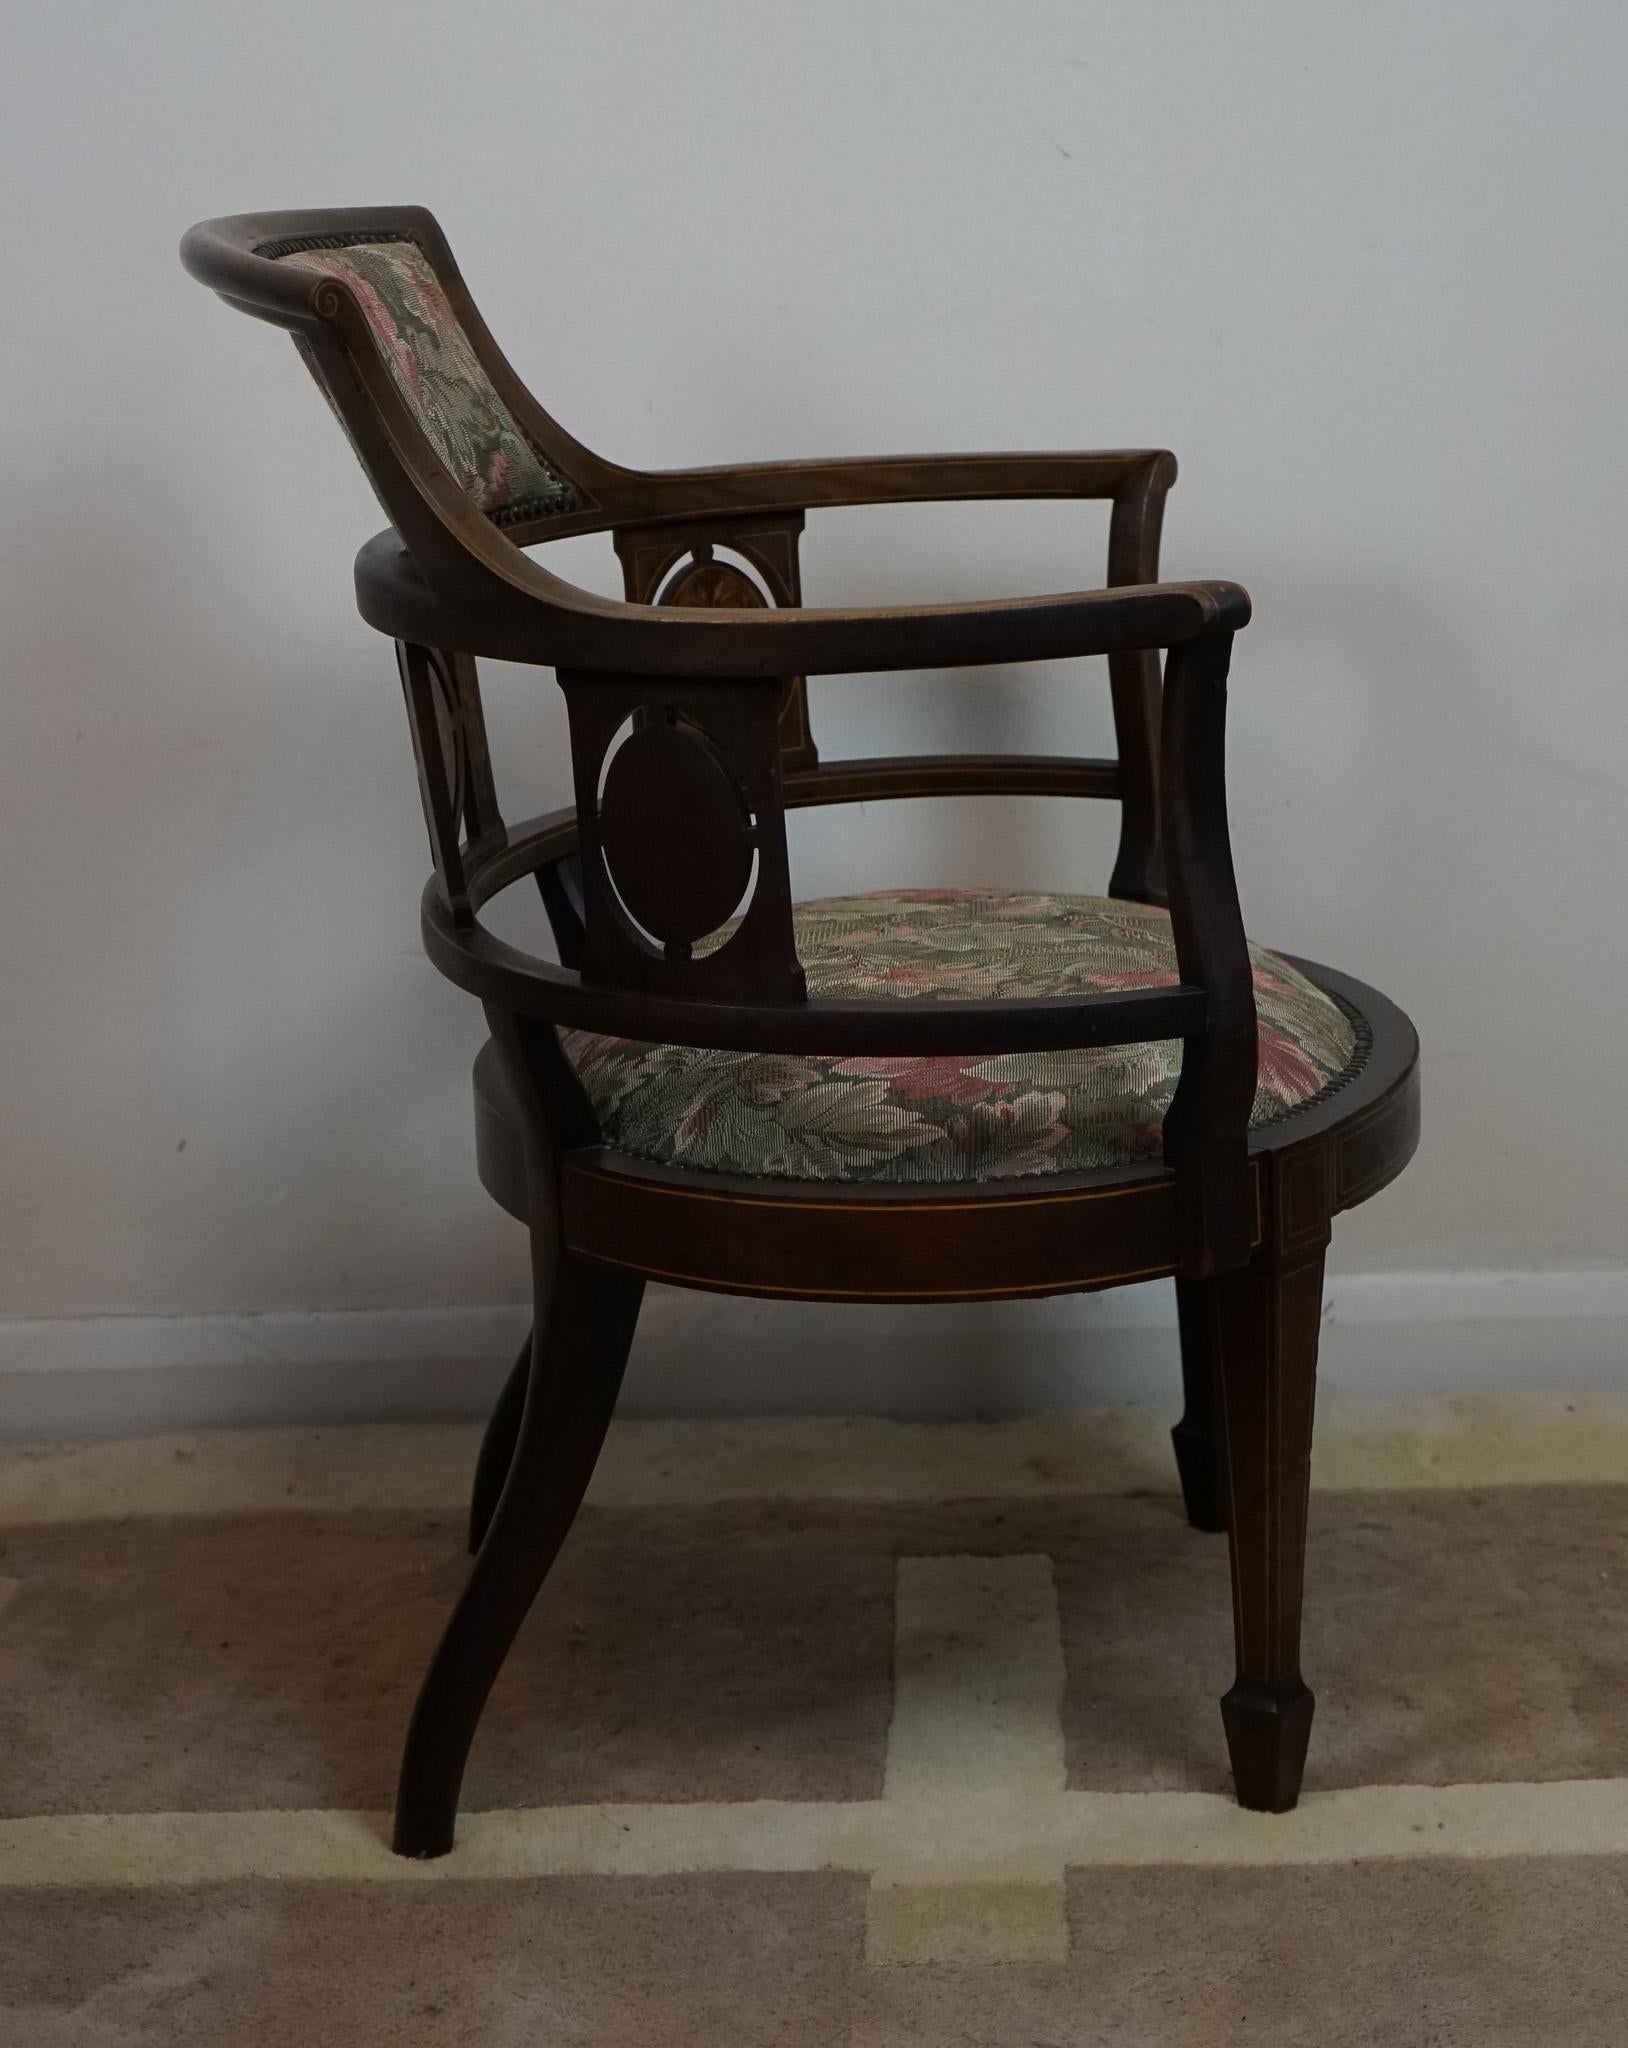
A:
[{"left": 1159, "top": 633, "right": 1258, "bottom": 1276}]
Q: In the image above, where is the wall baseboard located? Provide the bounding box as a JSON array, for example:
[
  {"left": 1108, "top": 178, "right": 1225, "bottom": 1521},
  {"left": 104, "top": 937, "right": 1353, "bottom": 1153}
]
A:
[{"left": 3, "top": 1270, "right": 1626, "bottom": 1443}]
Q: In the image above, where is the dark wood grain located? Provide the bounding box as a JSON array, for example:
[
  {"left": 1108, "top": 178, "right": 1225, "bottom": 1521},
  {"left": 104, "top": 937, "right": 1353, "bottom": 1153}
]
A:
[
  {"left": 466, "top": 1330, "right": 531, "bottom": 1556},
  {"left": 597, "top": 719, "right": 755, "bottom": 947},
  {"left": 1172, "top": 1275, "right": 1228, "bottom": 1533},
  {"left": 1158, "top": 631, "right": 1257, "bottom": 1276},
  {"left": 614, "top": 516, "right": 818, "bottom": 770},
  {"left": 183, "top": 203, "right": 1421, "bottom": 1850}
]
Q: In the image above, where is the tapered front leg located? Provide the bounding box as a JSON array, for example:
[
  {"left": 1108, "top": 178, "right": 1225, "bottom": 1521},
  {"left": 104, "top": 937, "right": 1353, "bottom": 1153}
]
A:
[
  {"left": 1172, "top": 1277, "right": 1228, "bottom": 1532},
  {"left": 468, "top": 1330, "right": 533, "bottom": 1555},
  {"left": 1214, "top": 1242, "right": 1324, "bottom": 1812},
  {"left": 394, "top": 1261, "right": 644, "bottom": 1858}
]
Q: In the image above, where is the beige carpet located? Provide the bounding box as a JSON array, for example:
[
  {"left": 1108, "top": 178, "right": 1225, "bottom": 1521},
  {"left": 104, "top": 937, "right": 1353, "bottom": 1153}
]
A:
[{"left": 3, "top": 1394, "right": 1628, "bottom": 2043}]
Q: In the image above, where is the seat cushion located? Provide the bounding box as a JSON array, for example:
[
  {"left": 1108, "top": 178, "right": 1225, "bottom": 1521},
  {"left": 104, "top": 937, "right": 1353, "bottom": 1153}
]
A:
[{"left": 561, "top": 889, "right": 1358, "bottom": 1184}]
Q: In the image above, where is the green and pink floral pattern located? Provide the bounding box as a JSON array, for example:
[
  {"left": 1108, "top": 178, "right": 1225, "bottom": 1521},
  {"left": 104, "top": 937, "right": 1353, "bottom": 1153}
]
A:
[
  {"left": 562, "top": 889, "right": 1357, "bottom": 1183},
  {"left": 277, "top": 239, "right": 582, "bottom": 521}
]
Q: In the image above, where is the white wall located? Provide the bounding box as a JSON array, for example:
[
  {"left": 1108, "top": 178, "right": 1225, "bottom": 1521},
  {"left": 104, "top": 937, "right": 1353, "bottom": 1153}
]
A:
[{"left": 3, "top": 1, "right": 1626, "bottom": 1430}]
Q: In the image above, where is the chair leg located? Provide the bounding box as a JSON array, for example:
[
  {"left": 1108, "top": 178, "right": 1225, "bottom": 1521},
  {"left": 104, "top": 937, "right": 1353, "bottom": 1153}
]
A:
[
  {"left": 1172, "top": 1277, "right": 1228, "bottom": 1532},
  {"left": 393, "top": 1260, "right": 645, "bottom": 1858},
  {"left": 1213, "top": 1243, "right": 1324, "bottom": 1812},
  {"left": 468, "top": 1330, "right": 533, "bottom": 1556}
]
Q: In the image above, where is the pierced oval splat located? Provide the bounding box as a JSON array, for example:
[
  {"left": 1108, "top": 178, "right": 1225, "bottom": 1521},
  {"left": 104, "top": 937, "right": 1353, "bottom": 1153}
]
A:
[
  {"left": 657, "top": 553, "right": 769, "bottom": 611},
  {"left": 598, "top": 718, "right": 754, "bottom": 948}
]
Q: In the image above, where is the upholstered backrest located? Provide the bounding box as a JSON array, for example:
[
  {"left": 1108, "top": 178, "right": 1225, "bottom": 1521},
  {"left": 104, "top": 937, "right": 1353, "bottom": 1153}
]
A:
[{"left": 268, "top": 234, "right": 584, "bottom": 527}]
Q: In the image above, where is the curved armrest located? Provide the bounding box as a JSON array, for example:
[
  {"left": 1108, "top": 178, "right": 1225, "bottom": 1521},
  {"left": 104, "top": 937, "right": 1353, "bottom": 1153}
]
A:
[
  {"left": 617, "top": 576, "right": 1247, "bottom": 677},
  {"left": 606, "top": 448, "right": 1176, "bottom": 524},
  {"left": 421, "top": 878, "right": 1209, "bottom": 1058},
  {"left": 354, "top": 526, "right": 1248, "bottom": 677}
]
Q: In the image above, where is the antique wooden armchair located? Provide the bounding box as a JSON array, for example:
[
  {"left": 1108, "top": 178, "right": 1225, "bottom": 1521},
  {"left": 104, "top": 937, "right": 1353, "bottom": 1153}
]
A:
[{"left": 181, "top": 206, "right": 1419, "bottom": 1858}]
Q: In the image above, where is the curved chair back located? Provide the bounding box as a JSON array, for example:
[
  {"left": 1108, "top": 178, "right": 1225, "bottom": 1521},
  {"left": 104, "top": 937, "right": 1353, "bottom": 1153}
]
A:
[{"left": 183, "top": 205, "right": 1258, "bottom": 1273}]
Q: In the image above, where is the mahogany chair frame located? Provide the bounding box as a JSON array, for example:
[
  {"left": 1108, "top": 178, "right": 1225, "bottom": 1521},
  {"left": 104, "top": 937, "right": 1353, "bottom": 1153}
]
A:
[{"left": 182, "top": 206, "right": 1419, "bottom": 1858}]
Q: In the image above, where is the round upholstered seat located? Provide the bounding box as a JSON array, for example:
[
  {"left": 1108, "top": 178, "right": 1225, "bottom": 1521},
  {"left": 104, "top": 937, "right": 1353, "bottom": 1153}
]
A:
[{"left": 556, "top": 889, "right": 1358, "bottom": 1184}]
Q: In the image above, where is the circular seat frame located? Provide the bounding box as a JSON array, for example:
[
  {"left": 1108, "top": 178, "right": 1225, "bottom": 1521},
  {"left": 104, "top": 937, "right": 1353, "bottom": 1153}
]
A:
[{"left": 473, "top": 956, "right": 1417, "bottom": 1305}]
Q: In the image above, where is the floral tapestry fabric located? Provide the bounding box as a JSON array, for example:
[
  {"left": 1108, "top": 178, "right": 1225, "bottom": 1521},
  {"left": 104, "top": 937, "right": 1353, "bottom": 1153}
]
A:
[
  {"left": 561, "top": 889, "right": 1358, "bottom": 1184},
  {"left": 277, "top": 239, "right": 583, "bottom": 522}
]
